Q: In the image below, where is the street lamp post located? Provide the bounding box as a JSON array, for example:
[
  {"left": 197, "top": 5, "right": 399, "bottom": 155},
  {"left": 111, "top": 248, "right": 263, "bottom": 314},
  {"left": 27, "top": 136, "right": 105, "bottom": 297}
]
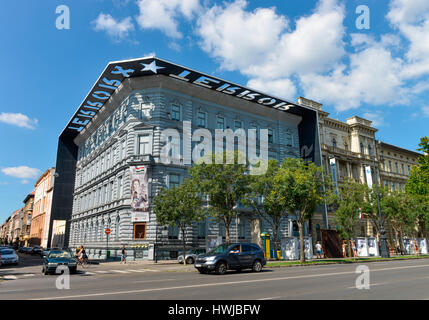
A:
[{"left": 372, "top": 143, "right": 390, "bottom": 258}]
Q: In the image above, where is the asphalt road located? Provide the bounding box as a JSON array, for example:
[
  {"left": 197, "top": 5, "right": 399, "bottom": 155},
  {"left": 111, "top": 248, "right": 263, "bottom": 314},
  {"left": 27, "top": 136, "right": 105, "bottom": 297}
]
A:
[{"left": 1, "top": 257, "right": 429, "bottom": 300}]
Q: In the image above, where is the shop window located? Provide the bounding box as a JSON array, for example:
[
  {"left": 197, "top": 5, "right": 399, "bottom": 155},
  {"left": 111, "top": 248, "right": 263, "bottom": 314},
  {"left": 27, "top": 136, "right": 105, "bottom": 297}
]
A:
[{"left": 134, "top": 222, "right": 147, "bottom": 239}]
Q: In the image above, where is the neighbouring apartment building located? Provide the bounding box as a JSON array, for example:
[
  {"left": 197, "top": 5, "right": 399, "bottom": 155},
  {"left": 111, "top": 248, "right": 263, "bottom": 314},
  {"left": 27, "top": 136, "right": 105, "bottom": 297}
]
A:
[
  {"left": 298, "top": 97, "right": 422, "bottom": 244},
  {"left": 29, "top": 168, "right": 55, "bottom": 247},
  {"left": 51, "top": 56, "right": 322, "bottom": 260}
]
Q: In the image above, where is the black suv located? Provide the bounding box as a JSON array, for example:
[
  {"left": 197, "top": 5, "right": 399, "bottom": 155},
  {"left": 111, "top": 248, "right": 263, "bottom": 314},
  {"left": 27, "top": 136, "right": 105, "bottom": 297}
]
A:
[{"left": 194, "top": 242, "right": 266, "bottom": 275}]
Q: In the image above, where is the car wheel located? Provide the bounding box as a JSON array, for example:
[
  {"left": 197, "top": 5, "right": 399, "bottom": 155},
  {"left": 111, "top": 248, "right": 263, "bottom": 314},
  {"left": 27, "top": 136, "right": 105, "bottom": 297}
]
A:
[
  {"left": 215, "top": 261, "right": 227, "bottom": 275},
  {"left": 186, "top": 257, "right": 194, "bottom": 265},
  {"left": 252, "top": 260, "right": 263, "bottom": 272},
  {"left": 70, "top": 268, "right": 77, "bottom": 275}
]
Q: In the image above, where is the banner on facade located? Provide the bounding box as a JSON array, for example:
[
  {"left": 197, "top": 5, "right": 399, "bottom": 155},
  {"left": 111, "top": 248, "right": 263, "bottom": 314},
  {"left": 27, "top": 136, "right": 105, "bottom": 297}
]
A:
[
  {"left": 329, "top": 158, "right": 338, "bottom": 195},
  {"left": 130, "top": 166, "right": 149, "bottom": 214},
  {"left": 365, "top": 165, "right": 373, "bottom": 189}
]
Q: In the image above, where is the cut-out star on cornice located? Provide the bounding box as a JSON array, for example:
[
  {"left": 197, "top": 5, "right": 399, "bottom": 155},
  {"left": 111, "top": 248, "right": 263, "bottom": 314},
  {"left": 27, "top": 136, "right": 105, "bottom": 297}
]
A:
[{"left": 140, "top": 61, "right": 165, "bottom": 74}]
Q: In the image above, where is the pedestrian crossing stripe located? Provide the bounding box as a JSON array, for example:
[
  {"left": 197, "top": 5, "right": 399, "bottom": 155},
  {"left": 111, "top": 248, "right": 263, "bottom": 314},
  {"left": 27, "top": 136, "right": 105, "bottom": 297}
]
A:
[
  {"left": 125, "top": 269, "right": 146, "bottom": 272},
  {"left": 84, "top": 272, "right": 96, "bottom": 275},
  {"left": 94, "top": 270, "right": 109, "bottom": 274},
  {"left": 110, "top": 270, "right": 130, "bottom": 273},
  {"left": 142, "top": 269, "right": 160, "bottom": 272},
  {"left": 3, "top": 275, "right": 18, "bottom": 280}
]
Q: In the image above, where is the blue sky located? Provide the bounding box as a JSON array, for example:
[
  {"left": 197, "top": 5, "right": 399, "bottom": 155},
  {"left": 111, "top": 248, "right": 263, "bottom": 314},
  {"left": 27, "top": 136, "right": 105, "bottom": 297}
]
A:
[{"left": 0, "top": 0, "right": 428, "bottom": 222}]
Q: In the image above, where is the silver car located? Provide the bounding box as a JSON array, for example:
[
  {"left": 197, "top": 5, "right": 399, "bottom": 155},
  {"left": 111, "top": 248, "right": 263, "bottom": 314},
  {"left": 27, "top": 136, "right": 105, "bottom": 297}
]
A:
[
  {"left": 178, "top": 250, "right": 205, "bottom": 264},
  {"left": 0, "top": 248, "right": 19, "bottom": 265}
]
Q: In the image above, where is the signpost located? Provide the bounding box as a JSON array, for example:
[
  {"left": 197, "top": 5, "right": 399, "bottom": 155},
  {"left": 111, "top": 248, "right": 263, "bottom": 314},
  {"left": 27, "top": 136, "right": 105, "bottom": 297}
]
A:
[{"left": 105, "top": 228, "right": 111, "bottom": 259}]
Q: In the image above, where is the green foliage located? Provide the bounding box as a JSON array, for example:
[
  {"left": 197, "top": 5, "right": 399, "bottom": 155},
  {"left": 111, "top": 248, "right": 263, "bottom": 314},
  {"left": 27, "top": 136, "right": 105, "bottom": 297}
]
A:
[
  {"left": 333, "top": 179, "right": 367, "bottom": 240},
  {"left": 406, "top": 136, "right": 429, "bottom": 196},
  {"left": 189, "top": 151, "right": 251, "bottom": 243}
]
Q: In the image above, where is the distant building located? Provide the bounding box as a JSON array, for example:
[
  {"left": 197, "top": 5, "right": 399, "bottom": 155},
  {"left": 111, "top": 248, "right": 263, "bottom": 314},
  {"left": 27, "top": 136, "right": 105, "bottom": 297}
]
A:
[
  {"left": 21, "top": 192, "right": 35, "bottom": 246},
  {"left": 29, "top": 168, "right": 55, "bottom": 247}
]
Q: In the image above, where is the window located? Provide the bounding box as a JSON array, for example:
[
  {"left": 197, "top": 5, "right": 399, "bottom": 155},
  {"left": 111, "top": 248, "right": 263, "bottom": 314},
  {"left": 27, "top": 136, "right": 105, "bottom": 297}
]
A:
[
  {"left": 109, "top": 181, "right": 114, "bottom": 202},
  {"left": 103, "top": 184, "right": 108, "bottom": 204},
  {"left": 395, "top": 162, "right": 399, "bottom": 173},
  {"left": 168, "top": 225, "right": 179, "bottom": 239},
  {"left": 344, "top": 142, "right": 348, "bottom": 151},
  {"left": 197, "top": 111, "right": 206, "bottom": 128},
  {"left": 408, "top": 165, "right": 411, "bottom": 175},
  {"left": 238, "top": 221, "right": 246, "bottom": 239},
  {"left": 138, "top": 135, "right": 150, "bottom": 155},
  {"left": 216, "top": 115, "right": 225, "bottom": 130},
  {"left": 171, "top": 105, "right": 181, "bottom": 121},
  {"left": 234, "top": 120, "right": 242, "bottom": 130},
  {"left": 169, "top": 174, "right": 180, "bottom": 189},
  {"left": 360, "top": 143, "right": 364, "bottom": 154},
  {"left": 242, "top": 244, "right": 253, "bottom": 252},
  {"left": 117, "top": 176, "right": 123, "bottom": 199},
  {"left": 401, "top": 164, "right": 405, "bottom": 175},
  {"left": 141, "top": 107, "right": 151, "bottom": 118},
  {"left": 391, "top": 182, "right": 395, "bottom": 191},
  {"left": 197, "top": 221, "right": 206, "bottom": 239},
  {"left": 268, "top": 129, "right": 274, "bottom": 143},
  {"left": 332, "top": 138, "right": 337, "bottom": 147},
  {"left": 115, "top": 216, "right": 120, "bottom": 241},
  {"left": 368, "top": 145, "right": 372, "bottom": 156},
  {"left": 219, "top": 222, "right": 226, "bottom": 239},
  {"left": 388, "top": 161, "right": 392, "bottom": 172},
  {"left": 384, "top": 181, "right": 388, "bottom": 188},
  {"left": 134, "top": 222, "right": 147, "bottom": 239}
]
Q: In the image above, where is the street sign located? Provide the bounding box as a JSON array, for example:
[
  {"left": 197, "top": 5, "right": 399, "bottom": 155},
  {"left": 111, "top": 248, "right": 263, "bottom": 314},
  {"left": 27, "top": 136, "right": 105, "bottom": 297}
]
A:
[{"left": 105, "top": 228, "right": 111, "bottom": 235}]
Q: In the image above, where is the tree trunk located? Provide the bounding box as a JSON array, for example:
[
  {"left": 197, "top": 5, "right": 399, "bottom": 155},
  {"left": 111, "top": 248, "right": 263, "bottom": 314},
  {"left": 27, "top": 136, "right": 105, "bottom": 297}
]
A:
[
  {"left": 348, "top": 240, "right": 352, "bottom": 260},
  {"left": 297, "top": 220, "right": 305, "bottom": 263},
  {"left": 225, "top": 218, "right": 231, "bottom": 244},
  {"left": 181, "top": 228, "right": 186, "bottom": 265},
  {"left": 399, "top": 229, "right": 405, "bottom": 255},
  {"left": 272, "top": 223, "right": 279, "bottom": 260}
]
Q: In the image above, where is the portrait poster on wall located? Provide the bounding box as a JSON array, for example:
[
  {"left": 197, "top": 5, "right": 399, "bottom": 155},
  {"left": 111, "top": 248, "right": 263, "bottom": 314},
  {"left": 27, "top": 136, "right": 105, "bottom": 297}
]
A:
[{"left": 130, "top": 166, "right": 149, "bottom": 222}]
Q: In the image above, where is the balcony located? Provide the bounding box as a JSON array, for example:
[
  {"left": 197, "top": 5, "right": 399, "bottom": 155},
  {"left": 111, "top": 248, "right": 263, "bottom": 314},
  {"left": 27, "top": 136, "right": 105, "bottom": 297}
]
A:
[
  {"left": 322, "top": 144, "right": 357, "bottom": 158},
  {"left": 127, "top": 154, "right": 154, "bottom": 165}
]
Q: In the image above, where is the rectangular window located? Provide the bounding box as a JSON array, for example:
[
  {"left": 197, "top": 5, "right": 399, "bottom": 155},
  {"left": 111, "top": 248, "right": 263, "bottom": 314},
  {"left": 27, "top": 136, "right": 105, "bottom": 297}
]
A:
[
  {"left": 169, "top": 174, "right": 180, "bottom": 189},
  {"left": 216, "top": 116, "right": 225, "bottom": 130},
  {"left": 142, "top": 107, "right": 151, "bottom": 118},
  {"left": 103, "top": 184, "right": 108, "bottom": 204},
  {"left": 122, "top": 140, "right": 127, "bottom": 160},
  {"left": 401, "top": 164, "right": 405, "bottom": 175},
  {"left": 408, "top": 165, "right": 411, "bottom": 175},
  {"left": 168, "top": 225, "right": 179, "bottom": 239},
  {"left": 197, "top": 221, "right": 206, "bottom": 239},
  {"left": 234, "top": 120, "right": 242, "bottom": 130},
  {"left": 395, "top": 162, "right": 399, "bottom": 173},
  {"left": 109, "top": 181, "right": 114, "bottom": 202},
  {"left": 138, "top": 135, "right": 150, "bottom": 155},
  {"left": 268, "top": 129, "right": 274, "bottom": 143},
  {"left": 133, "top": 223, "right": 147, "bottom": 239},
  {"left": 238, "top": 222, "right": 246, "bottom": 240},
  {"left": 171, "top": 105, "right": 181, "bottom": 121},
  {"left": 391, "top": 182, "right": 395, "bottom": 191},
  {"left": 388, "top": 161, "right": 392, "bottom": 172},
  {"left": 197, "top": 111, "right": 206, "bottom": 128},
  {"left": 117, "top": 176, "right": 123, "bottom": 199},
  {"left": 98, "top": 187, "right": 102, "bottom": 205}
]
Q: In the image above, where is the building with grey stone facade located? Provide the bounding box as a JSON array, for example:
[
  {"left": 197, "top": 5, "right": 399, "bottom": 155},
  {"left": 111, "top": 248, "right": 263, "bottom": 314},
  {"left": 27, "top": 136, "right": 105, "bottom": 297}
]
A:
[{"left": 52, "top": 57, "right": 322, "bottom": 260}]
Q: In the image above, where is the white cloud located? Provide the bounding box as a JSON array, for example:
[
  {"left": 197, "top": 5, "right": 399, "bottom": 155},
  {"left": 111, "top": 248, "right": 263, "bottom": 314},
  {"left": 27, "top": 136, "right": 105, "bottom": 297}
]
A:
[
  {"left": 1, "top": 166, "right": 41, "bottom": 179},
  {"left": 93, "top": 13, "right": 134, "bottom": 40},
  {"left": 21, "top": 180, "right": 29, "bottom": 184},
  {"left": 299, "top": 35, "right": 406, "bottom": 110},
  {"left": 363, "top": 112, "right": 385, "bottom": 127},
  {"left": 0, "top": 112, "right": 38, "bottom": 129},
  {"left": 136, "top": 0, "right": 201, "bottom": 39},
  {"left": 197, "top": 0, "right": 345, "bottom": 80},
  {"left": 423, "top": 106, "right": 429, "bottom": 117},
  {"left": 247, "top": 78, "right": 297, "bottom": 101}
]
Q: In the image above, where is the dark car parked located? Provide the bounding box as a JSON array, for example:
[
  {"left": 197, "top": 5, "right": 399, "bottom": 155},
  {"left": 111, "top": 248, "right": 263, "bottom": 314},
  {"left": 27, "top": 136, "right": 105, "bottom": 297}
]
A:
[
  {"left": 194, "top": 243, "right": 266, "bottom": 275},
  {"left": 31, "top": 246, "right": 42, "bottom": 256},
  {"left": 42, "top": 250, "right": 78, "bottom": 275}
]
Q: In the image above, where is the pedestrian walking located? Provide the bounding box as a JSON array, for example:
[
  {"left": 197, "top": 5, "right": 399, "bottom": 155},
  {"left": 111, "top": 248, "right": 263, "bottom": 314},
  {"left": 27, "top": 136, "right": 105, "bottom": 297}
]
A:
[
  {"left": 352, "top": 240, "right": 357, "bottom": 258},
  {"left": 121, "top": 244, "right": 127, "bottom": 264},
  {"left": 342, "top": 242, "right": 347, "bottom": 258},
  {"left": 315, "top": 242, "right": 323, "bottom": 259},
  {"left": 414, "top": 241, "right": 419, "bottom": 256}
]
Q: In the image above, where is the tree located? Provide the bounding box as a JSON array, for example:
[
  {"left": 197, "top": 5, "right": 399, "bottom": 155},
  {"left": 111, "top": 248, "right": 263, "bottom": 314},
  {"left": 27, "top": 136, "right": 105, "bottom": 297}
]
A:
[
  {"left": 189, "top": 151, "right": 251, "bottom": 244},
  {"left": 406, "top": 136, "right": 429, "bottom": 196},
  {"left": 242, "top": 159, "right": 286, "bottom": 259},
  {"left": 276, "top": 158, "right": 328, "bottom": 263},
  {"left": 153, "top": 178, "right": 205, "bottom": 264},
  {"left": 333, "top": 179, "right": 367, "bottom": 249}
]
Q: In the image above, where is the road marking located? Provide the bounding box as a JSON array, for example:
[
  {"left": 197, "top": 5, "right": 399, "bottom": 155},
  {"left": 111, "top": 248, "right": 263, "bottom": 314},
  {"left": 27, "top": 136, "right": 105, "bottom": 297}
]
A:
[
  {"left": 94, "top": 271, "right": 109, "bottom": 274},
  {"left": 134, "top": 279, "right": 176, "bottom": 283},
  {"left": 347, "top": 282, "right": 387, "bottom": 289},
  {"left": 23, "top": 274, "right": 35, "bottom": 277},
  {"left": 32, "top": 263, "right": 429, "bottom": 300},
  {"left": 84, "top": 272, "right": 96, "bottom": 275},
  {"left": 3, "top": 275, "right": 18, "bottom": 280},
  {"left": 125, "top": 269, "right": 146, "bottom": 273},
  {"left": 110, "top": 270, "right": 130, "bottom": 274},
  {"left": 141, "top": 269, "right": 160, "bottom": 272},
  {"left": 258, "top": 296, "right": 282, "bottom": 300}
]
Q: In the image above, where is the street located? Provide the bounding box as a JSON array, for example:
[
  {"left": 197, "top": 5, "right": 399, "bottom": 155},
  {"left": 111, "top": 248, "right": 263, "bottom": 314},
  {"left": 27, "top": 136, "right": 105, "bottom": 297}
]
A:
[{"left": 1, "top": 254, "right": 429, "bottom": 300}]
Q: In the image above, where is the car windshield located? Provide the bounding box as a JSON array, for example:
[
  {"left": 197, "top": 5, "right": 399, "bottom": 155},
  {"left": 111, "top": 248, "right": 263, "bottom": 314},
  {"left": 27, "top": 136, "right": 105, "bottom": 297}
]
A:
[
  {"left": 48, "top": 251, "right": 72, "bottom": 259},
  {"left": 1, "top": 249, "right": 14, "bottom": 255},
  {"left": 208, "top": 244, "right": 230, "bottom": 254}
]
